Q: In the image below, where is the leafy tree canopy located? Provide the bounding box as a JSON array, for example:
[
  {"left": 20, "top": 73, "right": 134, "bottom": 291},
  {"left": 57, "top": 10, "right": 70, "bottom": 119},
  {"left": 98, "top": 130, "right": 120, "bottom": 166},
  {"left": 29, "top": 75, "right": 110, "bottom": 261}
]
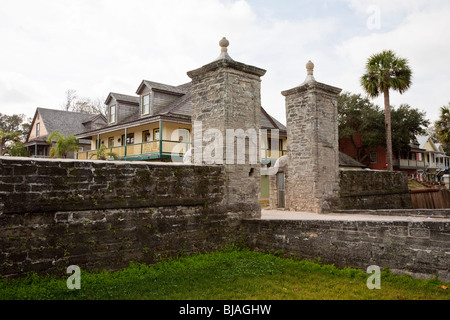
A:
[
  {"left": 46, "top": 132, "right": 79, "bottom": 159},
  {"left": 0, "top": 113, "right": 32, "bottom": 155},
  {"left": 339, "top": 92, "right": 429, "bottom": 162}
]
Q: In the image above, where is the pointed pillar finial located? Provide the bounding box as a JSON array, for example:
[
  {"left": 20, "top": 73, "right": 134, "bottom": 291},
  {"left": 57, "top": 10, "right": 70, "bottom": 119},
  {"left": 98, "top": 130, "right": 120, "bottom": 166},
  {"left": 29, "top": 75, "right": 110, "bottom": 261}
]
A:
[
  {"left": 304, "top": 60, "right": 316, "bottom": 83},
  {"left": 216, "top": 37, "right": 233, "bottom": 61}
]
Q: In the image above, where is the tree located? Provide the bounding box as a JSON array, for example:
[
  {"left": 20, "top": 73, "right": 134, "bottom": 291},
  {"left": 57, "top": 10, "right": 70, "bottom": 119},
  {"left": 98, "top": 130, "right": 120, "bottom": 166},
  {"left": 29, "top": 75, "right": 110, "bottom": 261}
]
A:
[
  {"left": 46, "top": 132, "right": 79, "bottom": 159},
  {"left": 361, "top": 50, "right": 413, "bottom": 171},
  {"left": 62, "top": 89, "right": 77, "bottom": 111},
  {"left": 338, "top": 92, "right": 385, "bottom": 163},
  {"left": 339, "top": 92, "right": 429, "bottom": 163},
  {"left": 0, "top": 131, "right": 20, "bottom": 155},
  {"left": 434, "top": 102, "right": 450, "bottom": 154},
  {"left": 89, "top": 144, "right": 118, "bottom": 160},
  {"left": 390, "top": 104, "right": 429, "bottom": 154},
  {"left": 61, "top": 89, "right": 106, "bottom": 117},
  {"left": 0, "top": 113, "right": 31, "bottom": 142},
  {"left": 8, "top": 141, "right": 29, "bottom": 157}
]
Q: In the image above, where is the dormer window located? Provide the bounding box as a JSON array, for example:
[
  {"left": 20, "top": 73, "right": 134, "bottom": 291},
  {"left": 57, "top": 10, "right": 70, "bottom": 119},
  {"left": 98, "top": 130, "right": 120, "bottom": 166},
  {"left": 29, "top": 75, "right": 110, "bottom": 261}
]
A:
[
  {"left": 109, "top": 105, "right": 116, "bottom": 123},
  {"left": 142, "top": 94, "right": 150, "bottom": 115}
]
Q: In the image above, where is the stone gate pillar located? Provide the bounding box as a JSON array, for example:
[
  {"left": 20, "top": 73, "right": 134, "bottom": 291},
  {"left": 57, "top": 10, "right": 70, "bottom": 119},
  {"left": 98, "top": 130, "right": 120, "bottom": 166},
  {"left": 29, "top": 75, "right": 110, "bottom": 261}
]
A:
[
  {"left": 187, "top": 38, "right": 266, "bottom": 219},
  {"left": 282, "top": 61, "right": 342, "bottom": 213}
]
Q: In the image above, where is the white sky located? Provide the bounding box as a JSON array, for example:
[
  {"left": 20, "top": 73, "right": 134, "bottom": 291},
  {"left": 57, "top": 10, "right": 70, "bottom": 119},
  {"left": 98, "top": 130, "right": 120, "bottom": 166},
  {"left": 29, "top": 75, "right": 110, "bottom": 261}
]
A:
[{"left": 0, "top": 0, "right": 449, "bottom": 125}]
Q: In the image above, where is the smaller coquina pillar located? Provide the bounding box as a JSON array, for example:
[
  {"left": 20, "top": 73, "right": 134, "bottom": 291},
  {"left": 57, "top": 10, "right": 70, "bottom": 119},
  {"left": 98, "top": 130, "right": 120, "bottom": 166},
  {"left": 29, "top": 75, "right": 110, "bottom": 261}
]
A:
[{"left": 282, "top": 61, "right": 342, "bottom": 213}]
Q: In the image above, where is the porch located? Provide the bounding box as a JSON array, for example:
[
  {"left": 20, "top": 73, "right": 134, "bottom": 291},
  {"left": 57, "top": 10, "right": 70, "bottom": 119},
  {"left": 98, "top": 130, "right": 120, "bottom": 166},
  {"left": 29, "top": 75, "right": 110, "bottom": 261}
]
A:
[{"left": 76, "top": 139, "right": 191, "bottom": 161}]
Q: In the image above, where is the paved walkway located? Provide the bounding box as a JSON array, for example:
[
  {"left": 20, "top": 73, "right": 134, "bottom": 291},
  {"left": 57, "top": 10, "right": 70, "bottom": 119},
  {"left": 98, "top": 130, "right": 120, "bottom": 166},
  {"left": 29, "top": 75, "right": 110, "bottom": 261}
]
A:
[{"left": 261, "top": 209, "right": 450, "bottom": 222}]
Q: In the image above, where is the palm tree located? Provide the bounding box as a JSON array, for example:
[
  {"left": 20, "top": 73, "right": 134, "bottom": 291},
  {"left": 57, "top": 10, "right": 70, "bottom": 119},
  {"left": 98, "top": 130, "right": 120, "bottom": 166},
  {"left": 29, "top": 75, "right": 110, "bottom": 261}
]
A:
[
  {"left": 89, "top": 144, "right": 118, "bottom": 160},
  {"left": 361, "top": 50, "right": 412, "bottom": 171},
  {"left": 435, "top": 103, "right": 450, "bottom": 154},
  {"left": 46, "top": 132, "right": 79, "bottom": 158}
]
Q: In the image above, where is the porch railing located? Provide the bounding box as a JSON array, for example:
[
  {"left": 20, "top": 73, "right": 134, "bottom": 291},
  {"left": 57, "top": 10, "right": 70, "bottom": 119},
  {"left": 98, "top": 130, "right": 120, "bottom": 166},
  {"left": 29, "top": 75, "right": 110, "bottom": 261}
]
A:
[
  {"left": 76, "top": 140, "right": 191, "bottom": 160},
  {"left": 394, "top": 159, "right": 449, "bottom": 171},
  {"left": 77, "top": 140, "right": 287, "bottom": 162}
]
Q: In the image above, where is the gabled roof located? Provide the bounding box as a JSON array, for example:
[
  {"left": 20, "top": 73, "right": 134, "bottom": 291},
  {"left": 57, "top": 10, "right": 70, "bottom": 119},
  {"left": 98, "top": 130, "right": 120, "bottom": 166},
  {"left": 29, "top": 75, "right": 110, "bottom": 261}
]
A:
[
  {"left": 416, "top": 135, "right": 440, "bottom": 152},
  {"left": 136, "top": 80, "right": 187, "bottom": 96},
  {"left": 339, "top": 152, "right": 367, "bottom": 168},
  {"left": 27, "top": 108, "right": 97, "bottom": 143},
  {"left": 82, "top": 113, "right": 107, "bottom": 125},
  {"left": 105, "top": 92, "right": 139, "bottom": 106},
  {"left": 157, "top": 82, "right": 192, "bottom": 118}
]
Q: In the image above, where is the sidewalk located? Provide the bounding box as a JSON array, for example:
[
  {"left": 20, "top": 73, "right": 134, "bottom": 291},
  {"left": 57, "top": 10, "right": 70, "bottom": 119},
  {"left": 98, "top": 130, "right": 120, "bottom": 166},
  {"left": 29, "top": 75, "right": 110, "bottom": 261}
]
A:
[{"left": 261, "top": 209, "right": 450, "bottom": 222}]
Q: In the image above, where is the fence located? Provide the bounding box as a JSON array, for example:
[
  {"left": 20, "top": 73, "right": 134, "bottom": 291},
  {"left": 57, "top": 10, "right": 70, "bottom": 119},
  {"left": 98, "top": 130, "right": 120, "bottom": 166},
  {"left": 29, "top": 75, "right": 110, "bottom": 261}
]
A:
[{"left": 410, "top": 187, "right": 450, "bottom": 209}]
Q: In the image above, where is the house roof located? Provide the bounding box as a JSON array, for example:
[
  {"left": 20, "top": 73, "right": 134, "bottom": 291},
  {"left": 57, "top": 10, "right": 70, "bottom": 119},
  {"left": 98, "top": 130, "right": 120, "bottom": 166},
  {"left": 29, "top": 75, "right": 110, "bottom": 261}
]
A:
[
  {"left": 339, "top": 152, "right": 367, "bottom": 168},
  {"left": 77, "top": 80, "right": 287, "bottom": 137},
  {"left": 136, "top": 80, "right": 188, "bottom": 96},
  {"left": 416, "top": 135, "right": 443, "bottom": 152},
  {"left": 26, "top": 108, "right": 97, "bottom": 143},
  {"left": 416, "top": 135, "right": 431, "bottom": 150},
  {"left": 105, "top": 92, "right": 139, "bottom": 106}
]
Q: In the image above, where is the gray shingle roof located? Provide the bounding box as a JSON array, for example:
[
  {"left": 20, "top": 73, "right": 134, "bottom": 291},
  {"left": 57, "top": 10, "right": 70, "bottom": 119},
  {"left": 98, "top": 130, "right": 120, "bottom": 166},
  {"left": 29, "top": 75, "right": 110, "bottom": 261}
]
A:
[
  {"left": 78, "top": 81, "right": 287, "bottom": 136},
  {"left": 136, "top": 80, "right": 188, "bottom": 96},
  {"left": 339, "top": 152, "right": 367, "bottom": 168},
  {"left": 30, "top": 108, "right": 95, "bottom": 141},
  {"left": 105, "top": 92, "right": 139, "bottom": 105}
]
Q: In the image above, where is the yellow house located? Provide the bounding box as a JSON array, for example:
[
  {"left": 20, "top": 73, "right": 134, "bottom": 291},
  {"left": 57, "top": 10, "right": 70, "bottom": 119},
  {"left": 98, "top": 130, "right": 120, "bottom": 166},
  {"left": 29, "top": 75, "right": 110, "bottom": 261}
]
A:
[
  {"left": 416, "top": 135, "right": 450, "bottom": 182},
  {"left": 75, "top": 80, "right": 287, "bottom": 163}
]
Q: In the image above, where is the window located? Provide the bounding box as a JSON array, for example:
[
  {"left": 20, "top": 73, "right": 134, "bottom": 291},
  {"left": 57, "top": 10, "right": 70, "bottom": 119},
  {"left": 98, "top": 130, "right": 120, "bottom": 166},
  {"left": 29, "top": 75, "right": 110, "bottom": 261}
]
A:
[
  {"left": 267, "top": 137, "right": 282, "bottom": 151},
  {"left": 142, "top": 94, "right": 150, "bottom": 115},
  {"left": 178, "top": 128, "right": 190, "bottom": 142},
  {"left": 108, "top": 137, "right": 114, "bottom": 148},
  {"left": 109, "top": 105, "right": 116, "bottom": 123},
  {"left": 121, "top": 133, "right": 134, "bottom": 146},
  {"left": 142, "top": 130, "right": 151, "bottom": 142},
  {"left": 370, "top": 152, "right": 378, "bottom": 164},
  {"left": 153, "top": 128, "right": 160, "bottom": 140},
  {"left": 36, "top": 123, "right": 40, "bottom": 137}
]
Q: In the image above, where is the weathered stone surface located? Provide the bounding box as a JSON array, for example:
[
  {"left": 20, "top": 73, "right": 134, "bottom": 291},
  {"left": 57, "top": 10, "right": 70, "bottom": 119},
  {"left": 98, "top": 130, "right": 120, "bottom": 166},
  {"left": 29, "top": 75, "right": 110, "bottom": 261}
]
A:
[
  {"left": 281, "top": 78, "right": 342, "bottom": 213},
  {"left": 0, "top": 157, "right": 225, "bottom": 214},
  {"left": 0, "top": 157, "right": 239, "bottom": 278},
  {"left": 338, "top": 170, "right": 413, "bottom": 210},
  {"left": 187, "top": 49, "right": 266, "bottom": 219},
  {"left": 242, "top": 218, "right": 450, "bottom": 282}
]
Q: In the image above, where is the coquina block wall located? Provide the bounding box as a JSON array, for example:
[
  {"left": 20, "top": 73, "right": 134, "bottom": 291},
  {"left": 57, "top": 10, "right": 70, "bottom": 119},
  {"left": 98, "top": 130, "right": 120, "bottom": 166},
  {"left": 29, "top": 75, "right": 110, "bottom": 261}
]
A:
[
  {"left": 337, "top": 170, "right": 413, "bottom": 210},
  {"left": 243, "top": 217, "right": 450, "bottom": 282},
  {"left": 0, "top": 157, "right": 239, "bottom": 278},
  {"left": 1, "top": 157, "right": 449, "bottom": 281},
  {"left": 270, "top": 169, "right": 413, "bottom": 211}
]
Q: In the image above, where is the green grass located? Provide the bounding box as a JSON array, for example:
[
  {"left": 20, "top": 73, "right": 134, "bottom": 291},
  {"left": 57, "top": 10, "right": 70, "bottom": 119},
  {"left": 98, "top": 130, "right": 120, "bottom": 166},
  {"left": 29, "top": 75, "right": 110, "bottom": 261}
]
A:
[{"left": 0, "top": 247, "right": 448, "bottom": 300}]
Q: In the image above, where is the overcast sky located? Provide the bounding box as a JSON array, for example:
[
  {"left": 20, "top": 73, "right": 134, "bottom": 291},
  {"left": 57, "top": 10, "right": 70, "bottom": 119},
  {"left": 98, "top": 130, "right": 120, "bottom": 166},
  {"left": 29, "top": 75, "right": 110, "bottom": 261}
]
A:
[{"left": 1, "top": 0, "right": 449, "bottom": 126}]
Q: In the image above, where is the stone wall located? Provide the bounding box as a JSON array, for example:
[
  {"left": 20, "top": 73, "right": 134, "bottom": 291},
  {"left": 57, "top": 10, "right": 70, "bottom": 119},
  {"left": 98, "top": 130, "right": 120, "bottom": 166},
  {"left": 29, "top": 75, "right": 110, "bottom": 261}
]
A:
[
  {"left": 243, "top": 218, "right": 450, "bottom": 282},
  {"left": 1, "top": 157, "right": 447, "bottom": 282},
  {"left": 270, "top": 167, "right": 412, "bottom": 211},
  {"left": 0, "top": 157, "right": 238, "bottom": 278},
  {"left": 338, "top": 170, "right": 413, "bottom": 210},
  {"left": 0, "top": 157, "right": 224, "bottom": 214}
]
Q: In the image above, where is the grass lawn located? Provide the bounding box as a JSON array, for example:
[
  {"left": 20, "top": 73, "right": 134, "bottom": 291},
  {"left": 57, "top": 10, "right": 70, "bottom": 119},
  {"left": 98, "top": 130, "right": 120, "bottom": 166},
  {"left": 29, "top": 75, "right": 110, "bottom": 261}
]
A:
[{"left": 0, "top": 246, "right": 448, "bottom": 300}]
